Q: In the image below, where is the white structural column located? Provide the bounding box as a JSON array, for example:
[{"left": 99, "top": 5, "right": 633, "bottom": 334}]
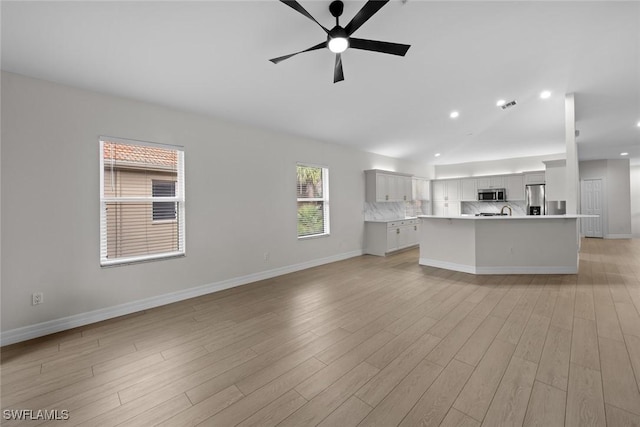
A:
[{"left": 565, "top": 93, "right": 579, "bottom": 214}]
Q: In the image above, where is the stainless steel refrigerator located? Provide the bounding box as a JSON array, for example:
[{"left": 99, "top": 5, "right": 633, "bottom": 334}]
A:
[{"left": 525, "top": 184, "right": 546, "bottom": 215}]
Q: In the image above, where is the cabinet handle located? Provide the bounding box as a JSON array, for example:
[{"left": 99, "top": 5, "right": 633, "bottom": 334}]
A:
[{"left": 414, "top": 226, "right": 417, "bottom": 231}]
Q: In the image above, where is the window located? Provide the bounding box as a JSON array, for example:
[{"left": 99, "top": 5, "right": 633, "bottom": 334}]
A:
[
  {"left": 297, "top": 164, "right": 329, "bottom": 238},
  {"left": 100, "top": 137, "right": 185, "bottom": 266},
  {"left": 152, "top": 180, "right": 177, "bottom": 221}
]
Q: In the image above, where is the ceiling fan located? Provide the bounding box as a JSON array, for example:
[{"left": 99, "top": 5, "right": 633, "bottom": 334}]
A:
[{"left": 270, "top": 0, "right": 411, "bottom": 83}]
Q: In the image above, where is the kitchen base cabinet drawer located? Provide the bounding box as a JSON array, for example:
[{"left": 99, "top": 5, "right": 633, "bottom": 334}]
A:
[{"left": 365, "top": 221, "right": 419, "bottom": 256}]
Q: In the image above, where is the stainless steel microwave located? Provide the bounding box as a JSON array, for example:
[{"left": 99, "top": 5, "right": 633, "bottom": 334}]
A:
[{"left": 478, "top": 188, "right": 506, "bottom": 201}]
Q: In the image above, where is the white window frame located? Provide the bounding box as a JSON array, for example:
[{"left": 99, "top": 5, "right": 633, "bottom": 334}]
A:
[
  {"left": 99, "top": 136, "right": 185, "bottom": 266},
  {"left": 296, "top": 163, "right": 330, "bottom": 239}
]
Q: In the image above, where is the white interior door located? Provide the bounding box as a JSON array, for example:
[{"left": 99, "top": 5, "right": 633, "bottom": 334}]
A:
[{"left": 581, "top": 179, "right": 603, "bottom": 238}]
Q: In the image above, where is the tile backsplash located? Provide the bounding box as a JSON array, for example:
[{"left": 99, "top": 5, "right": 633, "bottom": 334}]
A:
[
  {"left": 461, "top": 201, "right": 527, "bottom": 216},
  {"left": 364, "top": 201, "right": 431, "bottom": 221}
]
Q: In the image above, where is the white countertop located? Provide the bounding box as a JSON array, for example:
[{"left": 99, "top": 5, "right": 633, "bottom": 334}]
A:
[
  {"left": 418, "top": 214, "right": 596, "bottom": 220},
  {"left": 365, "top": 217, "right": 418, "bottom": 223}
]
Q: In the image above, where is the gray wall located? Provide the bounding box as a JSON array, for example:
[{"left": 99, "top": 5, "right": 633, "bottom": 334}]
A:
[
  {"left": 0, "top": 72, "right": 428, "bottom": 339},
  {"left": 579, "top": 159, "right": 632, "bottom": 238},
  {"left": 631, "top": 164, "right": 640, "bottom": 238}
]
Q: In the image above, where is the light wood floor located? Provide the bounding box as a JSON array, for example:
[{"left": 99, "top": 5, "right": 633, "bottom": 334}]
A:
[{"left": 2, "top": 238, "right": 640, "bottom": 426}]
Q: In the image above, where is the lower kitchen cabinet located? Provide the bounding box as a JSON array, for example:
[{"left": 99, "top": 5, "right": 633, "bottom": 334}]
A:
[{"left": 364, "top": 219, "right": 420, "bottom": 256}]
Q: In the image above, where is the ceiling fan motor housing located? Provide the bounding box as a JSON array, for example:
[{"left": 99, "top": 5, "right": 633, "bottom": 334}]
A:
[{"left": 329, "top": 1, "right": 344, "bottom": 18}]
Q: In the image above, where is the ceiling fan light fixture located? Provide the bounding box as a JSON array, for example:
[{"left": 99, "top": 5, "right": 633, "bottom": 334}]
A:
[
  {"left": 328, "top": 27, "right": 349, "bottom": 53},
  {"left": 328, "top": 36, "right": 349, "bottom": 53}
]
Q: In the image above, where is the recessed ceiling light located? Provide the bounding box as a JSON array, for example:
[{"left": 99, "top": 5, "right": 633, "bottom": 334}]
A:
[
  {"left": 496, "top": 100, "right": 506, "bottom": 107},
  {"left": 434, "top": 153, "right": 441, "bottom": 157},
  {"left": 621, "top": 152, "right": 629, "bottom": 156},
  {"left": 636, "top": 121, "right": 640, "bottom": 127},
  {"left": 540, "top": 90, "right": 552, "bottom": 99},
  {"left": 450, "top": 111, "right": 459, "bottom": 119}
]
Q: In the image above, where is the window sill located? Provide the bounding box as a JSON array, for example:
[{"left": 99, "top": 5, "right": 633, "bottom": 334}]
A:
[
  {"left": 298, "top": 233, "right": 330, "bottom": 241},
  {"left": 101, "top": 252, "right": 185, "bottom": 267}
]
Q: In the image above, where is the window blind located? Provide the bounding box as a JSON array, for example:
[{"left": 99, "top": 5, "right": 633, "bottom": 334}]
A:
[
  {"left": 99, "top": 137, "right": 185, "bottom": 266},
  {"left": 296, "top": 164, "right": 330, "bottom": 238}
]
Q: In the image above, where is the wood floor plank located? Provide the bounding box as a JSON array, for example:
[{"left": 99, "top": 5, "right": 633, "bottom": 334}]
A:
[
  {"left": 593, "top": 284, "right": 625, "bottom": 341},
  {"left": 192, "top": 358, "right": 324, "bottom": 426},
  {"left": 565, "top": 363, "right": 606, "bottom": 427},
  {"left": 523, "top": 381, "right": 566, "bottom": 427},
  {"left": 356, "top": 333, "right": 441, "bottom": 407},
  {"left": 625, "top": 333, "right": 640, "bottom": 388},
  {"left": 481, "top": 356, "right": 537, "bottom": 427},
  {"left": 574, "top": 283, "right": 596, "bottom": 320},
  {"left": 454, "top": 315, "right": 505, "bottom": 367},
  {"left": 235, "top": 389, "right": 307, "bottom": 427},
  {"left": 439, "top": 408, "right": 480, "bottom": 427},
  {"left": 366, "top": 314, "right": 437, "bottom": 369},
  {"left": 598, "top": 336, "right": 640, "bottom": 415},
  {"left": 571, "top": 317, "right": 600, "bottom": 371},
  {"left": 615, "top": 301, "right": 640, "bottom": 338},
  {"left": 357, "top": 358, "right": 444, "bottom": 427},
  {"left": 294, "top": 331, "right": 395, "bottom": 401},
  {"left": 536, "top": 325, "right": 571, "bottom": 391},
  {"left": 513, "top": 314, "right": 551, "bottom": 363},
  {"left": 453, "top": 338, "right": 515, "bottom": 422},
  {"left": 605, "top": 404, "right": 640, "bottom": 427},
  {"left": 278, "top": 362, "right": 379, "bottom": 427},
  {"left": 398, "top": 359, "right": 474, "bottom": 427},
  {"left": 316, "top": 396, "right": 372, "bottom": 427}
]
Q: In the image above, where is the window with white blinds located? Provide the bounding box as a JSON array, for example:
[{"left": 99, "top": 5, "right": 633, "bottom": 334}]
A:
[
  {"left": 297, "top": 164, "right": 330, "bottom": 238},
  {"left": 100, "top": 137, "right": 185, "bottom": 266}
]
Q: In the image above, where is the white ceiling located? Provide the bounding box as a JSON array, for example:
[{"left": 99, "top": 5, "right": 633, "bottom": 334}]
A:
[{"left": 2, "top": 1, "right": 639, "bottom": 166}]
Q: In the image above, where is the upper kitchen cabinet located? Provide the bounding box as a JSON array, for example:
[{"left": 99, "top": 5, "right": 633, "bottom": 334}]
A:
[
  {"left": 412, "top": 177, "right": 430, "bottom": 201},
  {"left": 461, "top": 178, "right": 477, "bottom": 201},
  {"left": 476, "top": 176, "right": 505, "bottom": 189},
  {"left": 365, "top": 170, "right": 413, "bottom": 202},
  {"left": 506, "top": 175, "right": 525, "bottom": 201},
  {"left": 524, "top": 171, "right": 545, "bottom": 185},
  {"left": 432, "top": 179, "right": 460, "bottom": 201}
]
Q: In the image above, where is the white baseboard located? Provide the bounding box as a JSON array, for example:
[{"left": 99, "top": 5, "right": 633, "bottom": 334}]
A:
[
  {"left": 419, "top": 257, "right": 577, "bottom": 275},
  {"left": 0, "top": 250, "right": 362, "bottom": 346},
  {"left": 605, "top": 234, "right": 632, "bottom": 239}
]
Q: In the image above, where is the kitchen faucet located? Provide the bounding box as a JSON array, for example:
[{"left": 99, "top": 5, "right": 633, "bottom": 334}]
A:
[{"left": 500, "top": 205, "right": 512, "bottom": 216}]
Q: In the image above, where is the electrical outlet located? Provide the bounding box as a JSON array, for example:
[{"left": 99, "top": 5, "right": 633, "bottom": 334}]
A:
[
  {"left": 32, "top": 292, "right": 44, "bottom": 305},
  {"left": 263, "top": 252, "right": 270, "bottom": 262}
]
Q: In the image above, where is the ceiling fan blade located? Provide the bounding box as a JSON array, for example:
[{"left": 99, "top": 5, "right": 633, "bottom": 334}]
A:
[
  {"left": 344, "top": 0, "right": 389, "bottom": 36},
  {"left": 280, "top": 0, "right": 329, "bottom": 33},
  {"left": 269, "top": 41, "right": 327, "bottom": 64},
  {"left": 334, "top": 53, "right": 344, "bottom": 83},
  {"left": 349, "top": 37, "right": 411, "bottom": 56}
]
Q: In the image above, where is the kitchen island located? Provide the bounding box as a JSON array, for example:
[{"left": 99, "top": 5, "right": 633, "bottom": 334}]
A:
[{"left": 418, "top": 215, "right": 584, "bottom": 274}]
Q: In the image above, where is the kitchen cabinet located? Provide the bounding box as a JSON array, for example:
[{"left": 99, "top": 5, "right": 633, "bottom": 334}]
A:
[
  {"left": 461, "top": 178, "right": 477, "bottom": 201},
  {"left": 412, "top": 177, "right": 430, "bottom": 200},
  {"left": 432, "top": 179, "right": 460, "bottom": 201},
  {"left": 476, "top": 176, "right": 505, "bottom": 189},
  {"left": 506, "top": 175, "right": 525, "bottom": 201},
  {"left": 365, "top": 170, "right": 413, "bottom": 202},
  {"left": 524, "top": 172, "right": 545, "bottom": 185},
  {"left": 364, "top": 219, "right": 420, "bottom": 256},
  {"left": 432, "top": 201, "right": 461, "bottom": 217}
]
